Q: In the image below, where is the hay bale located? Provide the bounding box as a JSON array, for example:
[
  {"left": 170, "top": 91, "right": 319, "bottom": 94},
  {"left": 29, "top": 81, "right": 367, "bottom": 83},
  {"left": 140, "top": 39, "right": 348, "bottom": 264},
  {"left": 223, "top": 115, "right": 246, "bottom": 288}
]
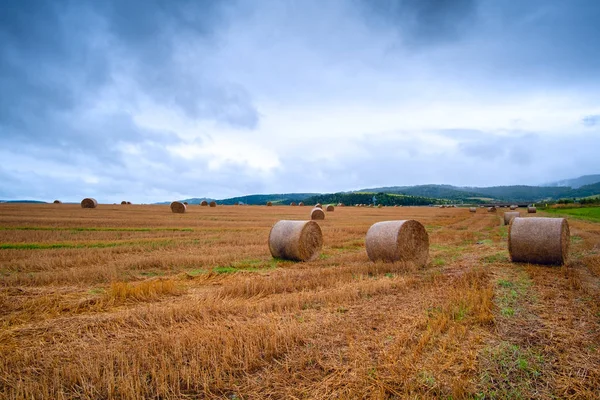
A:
[
  {"left": 326, "top": 204, "right": 334, "bottom": 212},
  {"left": 315, "top": 203, "right": 322, "bottom": 209},
  {"left": 365, "top": 220, "right": 429, "bottom": 265},
  {"left": 127, "top": 201, "right": 132, "bottom": 205},
  {"left": 53, "top": 200, "right": 62, "bottom": 204},
  {"left": 290, "top": 202, "right": 297, "bottom": 206},
  {"left": 121, "top": 201, "right": 127, "bottom": 205},
  {"left": 298, "top": 202, "right": 304, "bottom": 206},
  {"left": 510, "top": 205, "right": 518, "bottom": 210},
  {"left": 503, "top": 211, "right": 520, "bottom": 225},
  {"left": 184, "top": 201, "right": 188, "bottom": 205},
  {"left": 81, "top": 198, "right": 98, "bottom": 208},
  {"left": 509, "top": 217, "right": 569, "bottom": 265},
  {"left": 266, "top": 201, "right": 272, "bottom": 207},
  {"left": 310, "top": 207, "right": 325, "bottom": 220},
  {"left": 469, "top": 207, "right": 477, "bottom": 213},
  {"left": 268, "top": 220, "right": 323, "bottom": 261},
  {"left": 528, "top": 206, "right": 537, "bottom": 213},
  {"left": 200, "top": 200, "right": 208, "bottom": 206},
  {"left": 209, "top": 201, "right": 216, "bottom": 207},
  {"left": 487, "top": 206, "right": 497, "bottom": 213},
  {"left": 338, "top": 203, "right": 344, "bottom": 207},
  {"left": 170, "top": 201, "right": 186, "bottom": 213},
  {"left": 377, "top": 204, "right": 383, "bottom": 208}
]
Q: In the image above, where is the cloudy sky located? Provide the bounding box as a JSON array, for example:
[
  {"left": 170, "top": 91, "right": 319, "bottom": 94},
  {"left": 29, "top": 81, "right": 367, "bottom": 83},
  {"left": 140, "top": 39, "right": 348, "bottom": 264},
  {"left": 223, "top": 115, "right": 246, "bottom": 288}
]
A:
[{"left": 1, "top": 0, "right": 599, "bottom": 203}]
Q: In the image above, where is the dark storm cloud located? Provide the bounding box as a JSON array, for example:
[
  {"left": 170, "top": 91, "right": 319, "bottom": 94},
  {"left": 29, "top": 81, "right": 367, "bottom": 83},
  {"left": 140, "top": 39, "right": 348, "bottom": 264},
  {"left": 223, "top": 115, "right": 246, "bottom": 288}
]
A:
[
  {"left": 358, "top": 0, "right": 478, "bottom": 47},
  {"left": 1, "top": 0, "right": 600, "bottom": 202}
]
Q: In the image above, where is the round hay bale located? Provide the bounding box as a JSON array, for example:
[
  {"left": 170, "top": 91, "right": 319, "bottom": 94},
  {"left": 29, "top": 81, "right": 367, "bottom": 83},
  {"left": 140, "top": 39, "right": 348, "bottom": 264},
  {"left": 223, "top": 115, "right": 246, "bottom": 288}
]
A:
[
  {"left": 127, "top": 201, "right": 132, "bottom": 205},
  {"left": 469, "top": 207, "right": 477, "bottom": 213},
  {"left": 266, "top": 201, "right": 272, "bottom": 206},
  {"left": 528, "top": 206, "right": 537, "bottom": 213},
  {"left": 290, "top": 202, "right": 297, "bottom": 206},
  {"left": 326, "top": 205, "right": 334, "bottom": 212},
  {"left": 298, "top": 202, "right": 304, "bottom": 206},
  {"left": 183, "top": 201, "right": 188, "bottom": 205},
  {"left": 268, "top": 220, "right": 323, "bottom": 261},
  {"left": 509, "top": 217, "right": 569, "bottom": 265},
  {"left": 209, "top": 201, "right": 216, "bottom": 207},
  {"left": 121, "top": 201, "right": 127, "bottom": 205},
  {"left": 200, "top": 200, "right": 208, "bottom": 206},
  {"left": 503, "top": 211, "right": 520, "bottom": 225},
  {"left": 487, "top": 206, "right": 496, "bottom": 213},
  {"left": 365, "top": 220, "right": 429, "bottom": 265},
  {"left": 81, "top": 198, "right": 98, "bottom": 208},
  {"left": 170, "top": 201, "right": 186, "bottom": 213},
  {"left": 315, "top": 203, "right": 322, "bottom": 209},
  {"left": 338, "top": 203, "right": 344, "bottom": 207},
  {"left": 377, "top": 204, "right": 383, "bottom": 208},
  {"left": 310, "top": 207, "right": 325, "bottom": 220},
  {"left": 368, "top": 204, "right": 374, "bottom": 208},
  {"left": 510, "top": 205, "right": 518, "bottom": 210},
  {"left": 53, "top": 200, "right": 62, "bottom": 204}
]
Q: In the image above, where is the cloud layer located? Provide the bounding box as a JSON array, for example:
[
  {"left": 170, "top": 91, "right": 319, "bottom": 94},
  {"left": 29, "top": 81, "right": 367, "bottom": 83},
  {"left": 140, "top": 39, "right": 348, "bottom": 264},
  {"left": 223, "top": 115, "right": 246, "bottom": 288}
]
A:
[{"left": 1, "top": 0, "right": 599, "bottom": 202}]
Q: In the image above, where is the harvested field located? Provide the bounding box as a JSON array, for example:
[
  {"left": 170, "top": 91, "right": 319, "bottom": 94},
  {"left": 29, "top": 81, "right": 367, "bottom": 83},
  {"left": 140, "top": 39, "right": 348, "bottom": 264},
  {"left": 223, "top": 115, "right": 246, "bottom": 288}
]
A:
[{"left": 1, "top": 203, "right": 599, "bottom": 399}]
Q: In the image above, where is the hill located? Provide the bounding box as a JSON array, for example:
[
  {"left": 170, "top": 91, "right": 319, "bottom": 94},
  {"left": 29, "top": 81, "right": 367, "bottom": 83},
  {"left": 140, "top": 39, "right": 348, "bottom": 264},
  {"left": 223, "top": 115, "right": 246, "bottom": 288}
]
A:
[
  {"left": 303, "top": 192, "right": 442, "bottom": 206},
  {"left": 543, "top": 174, "right": 600, "bottom": 189},
  {"left": 217, "top": 193, "right": 318, "bottom": 205}
]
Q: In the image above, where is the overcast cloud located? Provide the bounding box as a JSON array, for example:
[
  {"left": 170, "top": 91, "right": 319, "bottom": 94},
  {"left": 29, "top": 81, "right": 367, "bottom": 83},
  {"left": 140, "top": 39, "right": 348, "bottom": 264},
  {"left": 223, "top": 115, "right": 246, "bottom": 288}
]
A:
[{"left": 1, "top": 0, "right": 599, "bottom": 202}]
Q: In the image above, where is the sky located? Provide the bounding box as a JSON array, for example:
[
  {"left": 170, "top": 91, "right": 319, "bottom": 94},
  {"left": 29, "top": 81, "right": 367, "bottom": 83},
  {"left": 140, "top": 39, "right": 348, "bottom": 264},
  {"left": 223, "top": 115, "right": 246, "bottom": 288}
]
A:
[{"left": 1, "top": 0, "right": 599, "bottom": 203}]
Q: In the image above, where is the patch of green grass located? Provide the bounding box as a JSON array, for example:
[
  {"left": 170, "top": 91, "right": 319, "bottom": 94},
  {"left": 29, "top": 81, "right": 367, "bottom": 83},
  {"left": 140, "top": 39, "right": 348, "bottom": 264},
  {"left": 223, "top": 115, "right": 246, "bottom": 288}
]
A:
[
  {"left": 213, "top": 266, "right": 238, "bottom": 274},
  {"left": 0, "top": 239, "right": 177, "bottom": 250},
  {"left": 479, "top": 341, "right": 545, "bottom": 397},
  {"left": 494, "top": 270, "right": 531, "bottom": 319},
  {"left": 0, "top": 226, "right": 194, "bottom": 232},
  {"left": 482, "top": 253, "right": 509, "bottom": 264},
  {"left": 186, "top": 268, "right": 208, "bottom": 276},
  {"left": 87, "top": 287, "right": 105, "bottom": 295},
  {"left": 432, "top": 257, "right": 446, "bottom": 267},
  {"left": 544, "top": 206, "right": 600, "bottom": 222}
]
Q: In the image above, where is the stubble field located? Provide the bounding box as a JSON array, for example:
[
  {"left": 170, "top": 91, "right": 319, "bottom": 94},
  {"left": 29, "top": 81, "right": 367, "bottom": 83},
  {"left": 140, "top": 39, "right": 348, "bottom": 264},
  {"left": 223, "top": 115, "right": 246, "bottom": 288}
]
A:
[{"left": 0, "top": 203, "right": 599, "bottom": 399}]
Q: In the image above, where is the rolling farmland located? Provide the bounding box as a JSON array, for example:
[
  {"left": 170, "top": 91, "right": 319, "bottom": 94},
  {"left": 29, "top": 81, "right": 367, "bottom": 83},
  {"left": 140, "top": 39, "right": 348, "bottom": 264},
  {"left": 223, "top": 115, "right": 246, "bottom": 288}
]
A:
[{"left": 1, "top": 203, "right": 599, "bottom": 399}]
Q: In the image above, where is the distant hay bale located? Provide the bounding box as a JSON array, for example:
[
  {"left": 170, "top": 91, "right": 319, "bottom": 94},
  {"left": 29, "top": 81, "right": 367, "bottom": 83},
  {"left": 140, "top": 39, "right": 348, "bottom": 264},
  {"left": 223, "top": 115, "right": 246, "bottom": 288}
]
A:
[
  {"left": 368, "top": 204, "right": 374, "bottom": 208},
  {"left": 81, "top": 198, "right": 98, "bottom": 208},
  {"left": 170, "top": 201, "right": 186, "bottom": 213},
  {"left": 487, "top": 206, "right": 497, "bottom": 212},
  {"left": 268, "top": 220, "right": 323, "bottom": 261},
  {"left": 510, "top": 205, "right": 518, "bottom": 210},
  {"left": 290, "top": 202, "right": 297, "bottom": 206},
  {"left": 53, "top": 200, "right": 62, "bottom": 204},
  {"left": 509, "top": 217, "right": 569, "bottom": 265},
  {"left": 326, "top": 204, "right": 334, "bottom": 212},
  {"left": 183, "top": 202, "right": 188, "bottom": 205},
  {"left": 377, "top": 204, "right": 383, "bottom": 208},
  {"left": 365, "top": 220, "right": 429, "bottom": 266},
  {"left": 200, "top": 200, "right": 208, "bottom": 206},
  {"left": 315, "top": 203, "right": 322, "bottom": 209},
  {"left": 503, "top": 211, "right": 520, "bottom": 225},
  {"left": 298, "top": 202, "right": 304, "bottom": 206},
  {"left": 338, "top": 203, "right": 344, "bottom": 207},
  {"left": 528, "top": 206, "right": 537, "bottom": 213},
  {"left": 127, "top": 201, "right": 132, "bottom": 205},
  {"left": 121, "top": 201, "right": 127, "bottom": 205},
  {"left": 266, "top": 201, "right": 272, "bottom": 206},
  {"left": 469, "top": 207, "right": 477, "bottom": 213},
  {"left": 311, "top": 207, "right": 325, "bottom": 220},
  {"left": 209, "top": 201, "right": 216, "bottom": 207}
]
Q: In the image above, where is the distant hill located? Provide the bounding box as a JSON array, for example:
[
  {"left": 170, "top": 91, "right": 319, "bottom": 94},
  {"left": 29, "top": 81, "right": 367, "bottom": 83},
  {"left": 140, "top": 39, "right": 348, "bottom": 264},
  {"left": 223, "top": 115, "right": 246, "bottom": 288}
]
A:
[
  {"left": 218, "top": 193, "right": 318, "bottom": 205},
  {"left": 543, "top": 174, "right": 600, "bottom": 189},
  {"left": 303, "top": 192, "right": 442, "bottom": 206},
  {"left": 360, "top": 184, "right": 578, "bottom": 203},
  {"left": 0, "top": 200, "right": 47, "bottom": 204}
]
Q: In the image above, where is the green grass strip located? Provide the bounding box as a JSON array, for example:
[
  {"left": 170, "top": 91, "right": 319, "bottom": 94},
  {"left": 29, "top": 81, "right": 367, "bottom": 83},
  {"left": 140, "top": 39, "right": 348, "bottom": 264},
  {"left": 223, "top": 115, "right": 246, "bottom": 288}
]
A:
[
  {"left": 0, "top": 227, "right": 194, "bottom": 232},
  {"left": 543, "top": 206, "right": 600, "bottom": 223},
  {"left": 0, "top": 239, "right": 176, "bottom": 250}
]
